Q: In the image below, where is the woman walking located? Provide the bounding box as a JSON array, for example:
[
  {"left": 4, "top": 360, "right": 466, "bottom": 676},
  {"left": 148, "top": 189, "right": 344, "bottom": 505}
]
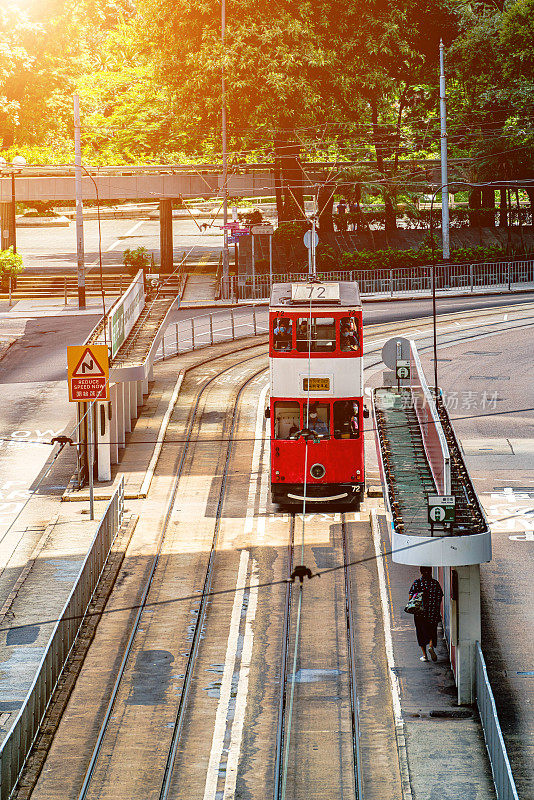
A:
[{"left": 409, "top": 566, "right": 444, "bottom": 662}]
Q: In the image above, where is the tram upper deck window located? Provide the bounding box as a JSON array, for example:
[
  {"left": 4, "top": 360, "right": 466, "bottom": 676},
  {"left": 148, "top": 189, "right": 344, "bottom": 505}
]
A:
[
  {"left": 272, "top": 318, "right": 293, "bottom": 351},
  {"left": 296, "top": 317, "right": 336, "bottom": 352},
  {"left": 274, "top": 401, "right": 300, "bottom": 439},
  {"left": 334, "top": 400, "right": 360, "bottom": 439},
  {"left": 304, "top": 402, "right": 330, "bottom": 439},
  {"left": 340, "top": 316, "right": 360, "bottom": 351}
]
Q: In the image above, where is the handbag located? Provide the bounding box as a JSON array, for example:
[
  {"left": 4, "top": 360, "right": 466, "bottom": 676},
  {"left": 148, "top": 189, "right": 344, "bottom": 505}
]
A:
[{"left": 404, "top": 591, "right": 424, "bottom": 614}]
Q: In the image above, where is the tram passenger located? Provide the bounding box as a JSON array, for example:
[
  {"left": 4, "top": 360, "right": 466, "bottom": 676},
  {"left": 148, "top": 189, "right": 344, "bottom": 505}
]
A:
[
  {"left": 340, "top": 320, "right": 359, "bottom": 351},
  {"left": 349, "top": 402, "right": 360, "bottom": 438},
  {"left": 273, "top": 319, "right": 292, "bottom": 351}
]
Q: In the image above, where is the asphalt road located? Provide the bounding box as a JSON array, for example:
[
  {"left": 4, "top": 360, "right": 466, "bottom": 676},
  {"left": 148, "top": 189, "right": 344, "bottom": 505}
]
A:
[
  {"left": 17, "top": 217, "right": 223, "bottom": 274},
  {"left": 0, "top": 313, "right": 100, "bottom": 543},
  {"left": 418, "top": 326, "right": 534, "bottom": 798}
]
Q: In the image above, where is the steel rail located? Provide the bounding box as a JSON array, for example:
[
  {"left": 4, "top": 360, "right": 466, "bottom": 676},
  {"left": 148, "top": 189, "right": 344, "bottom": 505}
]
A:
[
  {"left": 77, "top": 346, "right": 268, "bottom": 800},
  {"left": 273, "top": 513, "right": 295, "bottom": 800},
  {"left": 159, "top": 360, "right": 269, "bottom": 799},
  {"left": 341, "top": 515, "right": 364, "bottom": 800}
]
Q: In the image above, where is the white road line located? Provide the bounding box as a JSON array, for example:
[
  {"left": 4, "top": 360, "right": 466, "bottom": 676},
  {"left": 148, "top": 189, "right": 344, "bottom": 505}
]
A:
[
  {"left": 203, "top": 382, "right": 268, "bottom": 800},
  {"left": 202, "top": 550, "right": 249, "bottom": 800},
  {"left": 106, "top": 220, "right": 144, "bottom": 251},
  {"left": 223, "top": 559, "right": 259, "bottom": 799}
]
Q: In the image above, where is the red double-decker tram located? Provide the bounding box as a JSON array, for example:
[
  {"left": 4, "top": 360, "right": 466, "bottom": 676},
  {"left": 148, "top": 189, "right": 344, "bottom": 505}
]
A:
[{"left": 269, "top": 281, "right": 365, "bottom": 507}]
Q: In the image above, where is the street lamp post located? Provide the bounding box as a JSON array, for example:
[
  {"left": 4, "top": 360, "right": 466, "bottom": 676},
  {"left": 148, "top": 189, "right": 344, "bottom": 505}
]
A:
[{"left": 0, "top": 155, "right": 27, "bottom": 253}]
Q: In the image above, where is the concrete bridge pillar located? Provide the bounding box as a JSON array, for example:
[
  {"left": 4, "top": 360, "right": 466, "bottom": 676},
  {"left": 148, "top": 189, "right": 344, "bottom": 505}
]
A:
[{"left": 159, "top": 199, "right": 173, "bottom": 273}]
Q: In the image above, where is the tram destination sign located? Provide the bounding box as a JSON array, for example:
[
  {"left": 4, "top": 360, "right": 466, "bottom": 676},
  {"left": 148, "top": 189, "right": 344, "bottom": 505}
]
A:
[
  {"left": 428, "top": 495, "right": 456, "bottom": 524},
  {"left": 303, "top": 377, "right": 330, "bottom": 391}
]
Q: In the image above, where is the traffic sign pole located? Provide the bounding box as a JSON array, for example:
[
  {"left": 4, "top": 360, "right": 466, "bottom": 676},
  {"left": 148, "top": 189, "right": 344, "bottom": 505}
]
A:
[{"left": 87, "top": 405, "right": 94, "bottom": 520}]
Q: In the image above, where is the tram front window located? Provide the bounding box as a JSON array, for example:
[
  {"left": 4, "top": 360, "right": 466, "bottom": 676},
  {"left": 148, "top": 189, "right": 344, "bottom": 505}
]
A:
[
  {"left": 340, "top": 316, "right": 360, "bottom": 351},
  {"left": 334, "top": 400, "right": 360, "bottom": 439},
  {"left": 304, "top": 403, "right": 330, "bottom": 439},
  {"left": 274, "top": 401, "right": 300, "bottom": 439},
  {"left": 272, "top": 318, "right": 292, "bottom": 351},
  {"left": 296, "top": 317, "right": 336, "bottom": 352}
]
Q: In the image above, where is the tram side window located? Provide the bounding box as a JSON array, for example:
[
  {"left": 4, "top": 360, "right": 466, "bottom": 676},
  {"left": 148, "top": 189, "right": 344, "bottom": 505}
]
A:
[
  {"left": 304, "top": 402, "right": 330, "bottom": 439},
  {"left": 296, "top": 317, "right": 336, "bottom": 352},
  {"left": 272, "top": 318, "right": 293, "bottom": 351},
  {"left": 274, "top": 401, "right": 300, "bottom": 439},
  {"left": 340, "top": 316, "right": 360, "bottom": 351},
  {"left": 334, "top": 400, "right": 360, "bottom": 439}
]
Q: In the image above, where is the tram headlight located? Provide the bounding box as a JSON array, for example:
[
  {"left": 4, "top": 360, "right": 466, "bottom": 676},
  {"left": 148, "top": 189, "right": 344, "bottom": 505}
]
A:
[{"left": 310, "top": 463, "right": 326, "bottom": 480}]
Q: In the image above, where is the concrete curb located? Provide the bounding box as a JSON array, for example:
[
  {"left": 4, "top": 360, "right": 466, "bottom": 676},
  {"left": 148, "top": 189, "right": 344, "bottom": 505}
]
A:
[
  {"left": 370, "top": 508, "right": 414, "bottom": 800},
  {"left": 138, "top": 371, "right": 185, "bottom": 498}
]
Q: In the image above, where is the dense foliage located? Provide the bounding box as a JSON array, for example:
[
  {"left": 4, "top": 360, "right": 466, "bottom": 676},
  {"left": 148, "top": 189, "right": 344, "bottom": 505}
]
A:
[{"left": 0, "top": 0, "right": 533, "bottom": 219}]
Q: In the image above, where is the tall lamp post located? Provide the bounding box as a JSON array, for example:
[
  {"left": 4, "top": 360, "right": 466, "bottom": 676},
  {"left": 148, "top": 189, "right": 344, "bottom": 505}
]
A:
[{"left": 0, "top": 155, "right": 27, "bottom": 253}]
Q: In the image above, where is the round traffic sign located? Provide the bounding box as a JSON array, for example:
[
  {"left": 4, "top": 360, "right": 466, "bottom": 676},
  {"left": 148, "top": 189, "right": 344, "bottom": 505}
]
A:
[
  {"left": 381, "top": 336, "right": 411, "bottom": 370},
  {"left": 303, "top": 230, "right": 319, "bottom": 249}
]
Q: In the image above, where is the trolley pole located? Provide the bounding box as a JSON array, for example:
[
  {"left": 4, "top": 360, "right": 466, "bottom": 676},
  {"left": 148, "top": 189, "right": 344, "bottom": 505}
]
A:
[
  {"left": 74, "top": 94, "right": 86, "bottom": 309},
  {"left": 221, "top": 0, "right": 230, "bottom": 300},
  {"left": 439, "top": 40, "right": 450, "bottom": 262}
]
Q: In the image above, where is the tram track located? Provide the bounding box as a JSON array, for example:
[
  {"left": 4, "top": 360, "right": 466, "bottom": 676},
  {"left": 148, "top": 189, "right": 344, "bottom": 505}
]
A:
[
  {"left": 25, "top": 298, "right": 534, "bottom": 800},
  {"left": 72, "top": 347, "right": 269, "bottom": 799}
]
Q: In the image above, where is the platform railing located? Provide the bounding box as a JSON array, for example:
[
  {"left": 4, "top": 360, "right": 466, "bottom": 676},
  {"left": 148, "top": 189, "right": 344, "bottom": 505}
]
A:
[
  {"left": 476, "top": 642, "right": 519, "bottom": 800},
  {"left": 156, "top": 306, "right": 269, "bottom": 360},
  {"left": 0, "top": 479, "right": 124, "bottom": 800},
  {"left": 229, "top": 258, "right": 534, "bottom": 300}
]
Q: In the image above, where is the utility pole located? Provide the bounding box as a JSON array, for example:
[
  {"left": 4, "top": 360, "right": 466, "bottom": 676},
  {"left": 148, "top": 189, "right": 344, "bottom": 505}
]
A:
[
  {"left": 439, "top": 40, "right": 450, "bottom": 262},
  {"left": 221, "top": 0, "right": 230, "bottom": 300},
  {"left": 74, "top": 94, "right": 86, "bottom": 309}
]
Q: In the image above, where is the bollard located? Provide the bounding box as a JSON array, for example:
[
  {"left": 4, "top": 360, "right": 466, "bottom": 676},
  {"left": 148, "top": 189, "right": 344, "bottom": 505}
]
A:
[
  {"left": 230, "top": 309, "right": 235, "bottom": 340},
  {"left": 210, "top": 314, "right": 214, "bottom": 345},
  {"left": 175, "top": 322, "right": 179, "bottom": 354},
  {"left": 253, "top": 308, "right": 257, "bottom": 336},
  {"left": 191, "top": 317, "right": 195, "bottom": 350}
]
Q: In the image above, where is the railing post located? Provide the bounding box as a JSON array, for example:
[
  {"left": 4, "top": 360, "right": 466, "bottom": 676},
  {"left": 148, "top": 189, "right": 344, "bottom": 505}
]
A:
[
  {"left": 230, "top": 309, "right": 235, "bottom": 340},
  {"left": 120, "top": 274, "right": 123, "bottom": 294},
  {"left": 390, "top": 269, "right": 394, "bottom": 297},
  {"left": 508, "top": 261, "right": 511, "bottom": 290},
  {"left": 8, "top": 276, "right": 12, "bottom": 306},
  {"left": 162, "top": 337, "right": 165, "bottom": 360},
  {"left": 191, "top": 317, "right": 195, "bottom": 350},
  {"left": 175, "top": 322, "right": 179, "bottom": 354},
  {"left": 253, "top": 308, "right": 257, "bottom": 336},
  {"left": 210, "top": 314, "right": 214, "bottom": 345},
  {"left": 64, "top": 276, "right": 68, "bottom": 305},
  {"left": 470, "top": 263, "right": 474, "bottom": 292}
]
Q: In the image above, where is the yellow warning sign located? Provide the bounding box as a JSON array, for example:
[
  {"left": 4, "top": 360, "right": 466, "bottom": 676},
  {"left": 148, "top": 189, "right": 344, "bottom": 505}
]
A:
[{"left": 67, "top": 345, "right": 109, "bottom": 402}]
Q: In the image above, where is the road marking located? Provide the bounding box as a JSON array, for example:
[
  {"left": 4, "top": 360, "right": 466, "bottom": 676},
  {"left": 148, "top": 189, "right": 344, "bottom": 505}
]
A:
[
  {"left": 223, "top": 559, "right": 259, "bottom": 799},
  {"left": 203, "top": 383, "right": 268, "bottom": 800},
  {"left": 106, "top": 220, "right": 144, "bottom": 251}
]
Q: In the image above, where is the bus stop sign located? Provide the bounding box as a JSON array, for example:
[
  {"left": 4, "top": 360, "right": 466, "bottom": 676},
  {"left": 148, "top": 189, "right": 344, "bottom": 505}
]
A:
[{"left": 428, "top": 495, "right": 456, "bottom": 524}]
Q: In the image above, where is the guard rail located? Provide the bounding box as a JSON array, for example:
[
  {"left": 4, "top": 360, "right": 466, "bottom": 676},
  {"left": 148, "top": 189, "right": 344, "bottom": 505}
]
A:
[{"left": 0, "top": 479, "right": 124, "bottom": 799}]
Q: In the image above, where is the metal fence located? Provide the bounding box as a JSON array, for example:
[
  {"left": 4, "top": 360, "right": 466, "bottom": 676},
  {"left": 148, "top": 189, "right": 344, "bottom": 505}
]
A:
[
  {"left": 0, "top": 479, "right": 124, "bottom": 800},
  {"left": 156, "top": 306, "right": 269, "bottom": 360},
  {"left": 230, "top": 258, "right": 534, "bottom": 300},
  {"left": 475, "top": 642, "right": 519, "bottom": 800}
]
